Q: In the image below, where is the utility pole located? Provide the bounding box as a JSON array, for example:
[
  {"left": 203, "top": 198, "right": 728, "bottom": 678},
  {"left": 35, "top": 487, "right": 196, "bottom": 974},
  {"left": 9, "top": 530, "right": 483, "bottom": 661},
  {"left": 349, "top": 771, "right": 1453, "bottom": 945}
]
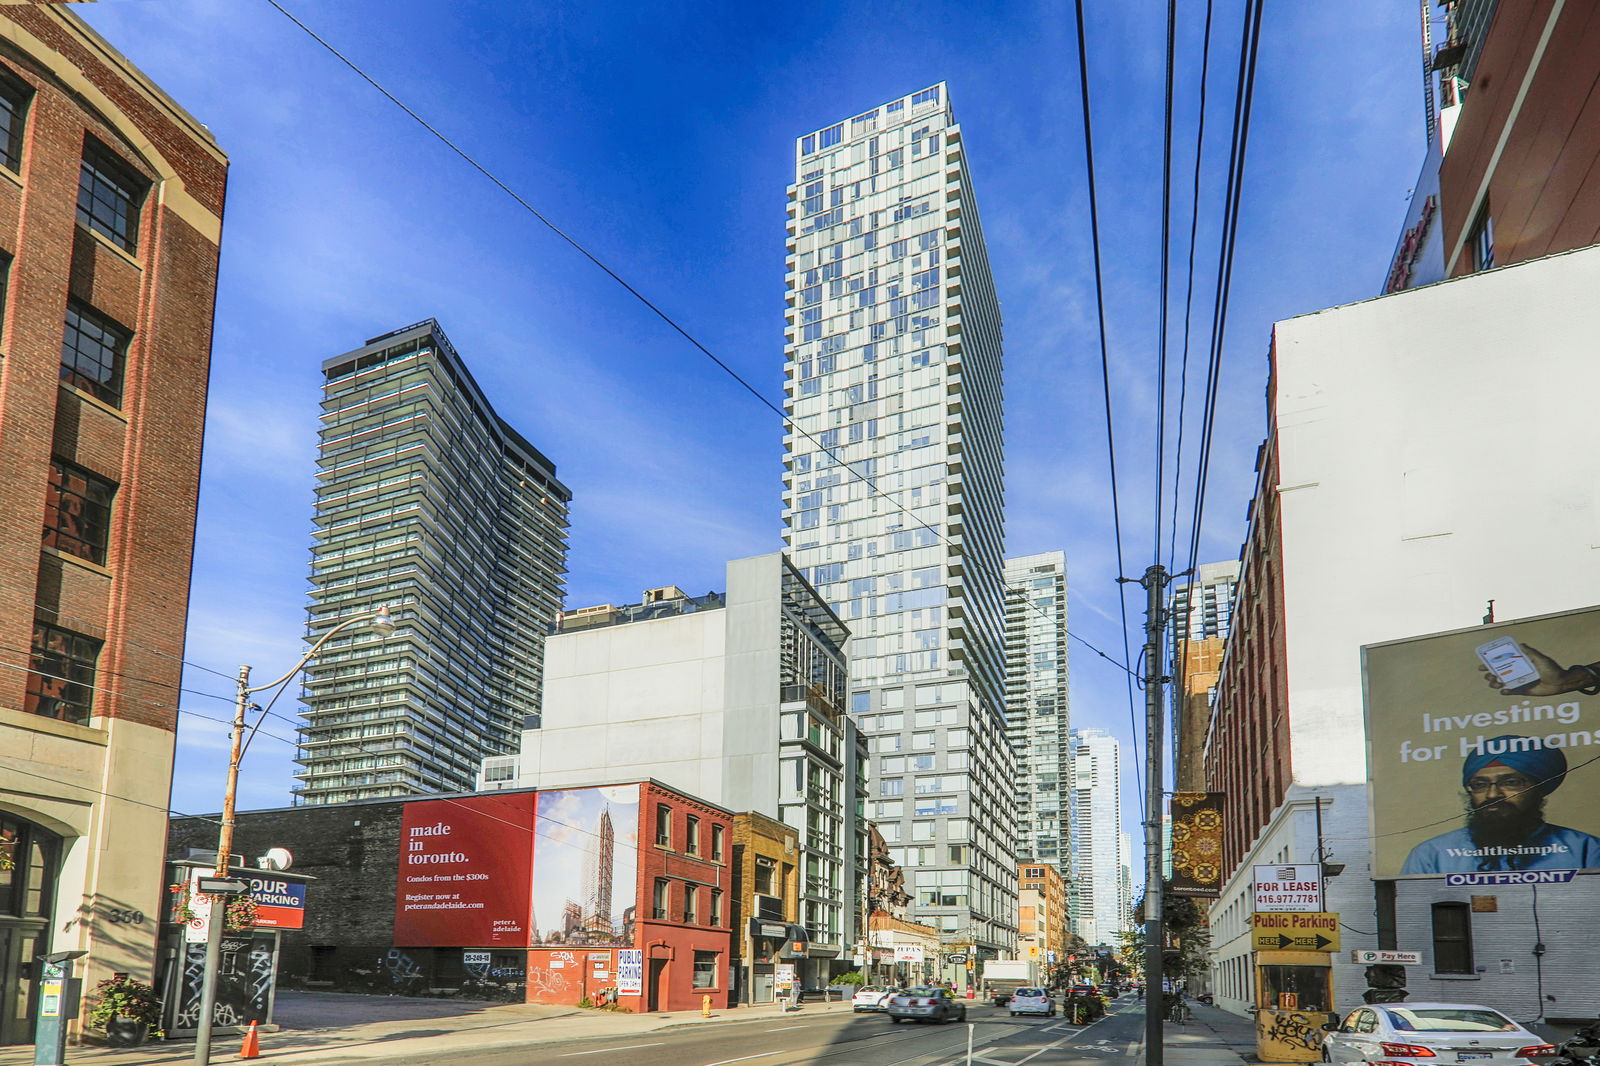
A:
[{"left": 1139, "top": 564, "right": 1171, "bottom": 1066}]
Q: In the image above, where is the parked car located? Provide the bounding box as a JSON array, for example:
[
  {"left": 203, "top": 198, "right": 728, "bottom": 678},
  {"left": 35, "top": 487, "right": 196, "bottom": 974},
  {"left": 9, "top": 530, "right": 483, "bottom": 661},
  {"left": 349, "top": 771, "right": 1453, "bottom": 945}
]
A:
[
  {"left": 1008, "top": 987, "right": 1057, "bottom": 1017},
  {"left": 1323, "top": 1004, "right": 1554, "bottom": 1066},
  {"left": 886, "top": 986, "right": 969, "bottom": 1024},
  {"left": 852, "top": 985, "right": 896, "bottom": 1012}
]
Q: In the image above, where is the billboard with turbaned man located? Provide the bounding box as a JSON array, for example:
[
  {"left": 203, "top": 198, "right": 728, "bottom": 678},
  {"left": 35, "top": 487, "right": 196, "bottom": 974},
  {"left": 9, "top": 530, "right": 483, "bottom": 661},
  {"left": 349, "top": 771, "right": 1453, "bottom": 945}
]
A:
[{"left": 1363, "top": 605, "right": 1600, "bottom": 879}]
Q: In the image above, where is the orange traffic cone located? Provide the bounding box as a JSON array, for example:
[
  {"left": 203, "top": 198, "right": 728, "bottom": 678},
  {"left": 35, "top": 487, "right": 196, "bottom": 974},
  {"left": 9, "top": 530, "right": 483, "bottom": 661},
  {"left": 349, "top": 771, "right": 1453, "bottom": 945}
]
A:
[{"left": 240, "top": 1020, "right": 261, "bottom": 1059}]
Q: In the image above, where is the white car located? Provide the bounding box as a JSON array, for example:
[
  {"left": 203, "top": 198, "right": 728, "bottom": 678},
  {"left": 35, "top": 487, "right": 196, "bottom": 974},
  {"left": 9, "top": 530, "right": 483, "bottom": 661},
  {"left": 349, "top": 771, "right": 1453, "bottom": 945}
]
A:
[
  {"left": 1323, "top": 1003, "right": 1554, "bottom": 1066},
  {"left": 1008, "top": 987, "right": 1057, "bottom": 1017},
  {"left": 852, "top": 985, "right": 895, "bottom": 1012}
]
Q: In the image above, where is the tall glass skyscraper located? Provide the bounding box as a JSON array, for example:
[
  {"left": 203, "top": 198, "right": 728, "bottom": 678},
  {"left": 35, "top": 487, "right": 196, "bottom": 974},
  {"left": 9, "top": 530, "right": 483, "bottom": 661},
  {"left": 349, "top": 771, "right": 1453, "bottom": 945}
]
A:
[
  {"left": 783, "top": 85, "right": 1016, "bottom": 955},
  {"left": 1069, "top": 728, "right": 1126, "bottom": 945},
  {"left": 1004, "top": 553, "right": 1072, "bottom": 874},
  {"left": 295, "top": 319, "right": 571, "bottom": 805}
]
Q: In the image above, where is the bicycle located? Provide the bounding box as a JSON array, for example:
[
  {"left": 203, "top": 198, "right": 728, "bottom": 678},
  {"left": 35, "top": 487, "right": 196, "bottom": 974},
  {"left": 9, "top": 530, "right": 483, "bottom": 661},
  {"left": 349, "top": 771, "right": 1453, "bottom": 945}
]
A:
[{"left": 1166, "top": 1000, "right": 1192, "bottom": 1024}]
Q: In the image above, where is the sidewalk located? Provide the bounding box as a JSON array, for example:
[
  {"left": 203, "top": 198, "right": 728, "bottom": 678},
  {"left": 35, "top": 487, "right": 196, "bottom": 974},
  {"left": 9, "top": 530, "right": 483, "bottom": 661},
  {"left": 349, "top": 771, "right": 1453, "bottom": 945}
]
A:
[
  {"left": 0, "top": 990, "right": 857, "bottom": 1066},
  {"left": 1161, "top": 1001, "right": 1260, "bottom": 1066}
]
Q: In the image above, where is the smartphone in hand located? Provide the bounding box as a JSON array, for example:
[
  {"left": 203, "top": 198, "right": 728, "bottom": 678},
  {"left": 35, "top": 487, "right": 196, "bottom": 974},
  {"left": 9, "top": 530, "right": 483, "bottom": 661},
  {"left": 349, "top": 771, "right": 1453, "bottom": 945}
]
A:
[{"left": 1476, "top": 636, "right": 1541, "bottom": 690}]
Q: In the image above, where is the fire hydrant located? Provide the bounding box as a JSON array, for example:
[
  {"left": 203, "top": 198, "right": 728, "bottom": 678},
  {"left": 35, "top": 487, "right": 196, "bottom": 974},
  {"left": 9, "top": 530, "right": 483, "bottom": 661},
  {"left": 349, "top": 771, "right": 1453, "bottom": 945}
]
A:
[{"left": 701, "top": 994, "right": 712, "bottom": 1017}]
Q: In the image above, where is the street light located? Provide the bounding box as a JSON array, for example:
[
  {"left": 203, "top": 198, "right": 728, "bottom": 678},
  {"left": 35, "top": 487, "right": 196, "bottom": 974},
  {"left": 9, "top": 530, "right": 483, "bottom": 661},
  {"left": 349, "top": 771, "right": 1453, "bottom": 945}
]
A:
[{"left": 192, "top": 605, "right": 395, "bottom": 1065}]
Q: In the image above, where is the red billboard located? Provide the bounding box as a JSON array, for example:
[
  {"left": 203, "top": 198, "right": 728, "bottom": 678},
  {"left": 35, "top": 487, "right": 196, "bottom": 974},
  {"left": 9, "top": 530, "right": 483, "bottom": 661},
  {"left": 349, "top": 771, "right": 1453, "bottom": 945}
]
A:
[{"left": 394, "top": 793, "right": 537, "bottom": 947}]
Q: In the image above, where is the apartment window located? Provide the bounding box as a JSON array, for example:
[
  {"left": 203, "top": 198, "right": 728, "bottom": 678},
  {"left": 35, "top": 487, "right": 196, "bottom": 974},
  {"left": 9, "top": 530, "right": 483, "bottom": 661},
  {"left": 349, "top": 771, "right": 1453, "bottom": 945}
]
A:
[
  {"left": 684, "top": 884, "right": 698, "bottom": 924},
  {"left": 1469, "top": 207, "right": 1495, "bottom": 272},
  {"left": 77, "top": 137, "right": 148, "bottom": 253},
  {"left": 710, "top": 889, "right": 722, "bottom": 927},
  {"left": 43, "top": 459, "right": 116, "bottom": 564},
  {"left": 1431, "top": 902, "right": 1473, "bottom": 974},
  {"left": 692, "top": 950, "right": 719, "bottom": 989},
  {"left": 685, "top": 816, "right": 700, "bottom": 855},
  {"left": 754, "top": 857, "right": 777, "bottom": 896},
  {"left": 61, "top": 302, "right": 131, "bottom": 407},
  {"left": 26, "top": 621, "right": 101, "bottom": 725},
  {"left": 652, "top": 879, "right": 670, "bottom": 920},
  {"left": 711, "top": 824, "right": 725, "bottom": 862},
  {"left": 0, "top": 66, "right": 29, "bottom": 172},
  {"left": 655, "top": 805, "right": 672, "bottom": 847}
]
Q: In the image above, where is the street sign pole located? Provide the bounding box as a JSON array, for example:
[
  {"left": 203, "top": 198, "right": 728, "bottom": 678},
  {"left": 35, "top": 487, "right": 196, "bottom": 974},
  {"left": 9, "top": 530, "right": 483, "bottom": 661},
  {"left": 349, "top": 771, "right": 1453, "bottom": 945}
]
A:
[{"left": 1136, "top": 565, "right": 1170, "bottom": 1066}]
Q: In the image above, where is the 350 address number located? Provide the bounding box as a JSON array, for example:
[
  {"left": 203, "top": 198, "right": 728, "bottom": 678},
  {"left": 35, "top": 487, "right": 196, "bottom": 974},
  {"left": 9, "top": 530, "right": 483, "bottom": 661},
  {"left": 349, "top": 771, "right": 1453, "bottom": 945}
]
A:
[{"left": 106, "top": 909, "right": 146, "bottom": 925}]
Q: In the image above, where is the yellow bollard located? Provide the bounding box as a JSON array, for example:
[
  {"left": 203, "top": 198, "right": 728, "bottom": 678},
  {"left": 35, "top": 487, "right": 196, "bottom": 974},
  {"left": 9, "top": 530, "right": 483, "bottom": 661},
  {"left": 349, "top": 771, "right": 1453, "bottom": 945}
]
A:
[{"left": 701, "top": 994, "right": 712, "bottom": 1017}]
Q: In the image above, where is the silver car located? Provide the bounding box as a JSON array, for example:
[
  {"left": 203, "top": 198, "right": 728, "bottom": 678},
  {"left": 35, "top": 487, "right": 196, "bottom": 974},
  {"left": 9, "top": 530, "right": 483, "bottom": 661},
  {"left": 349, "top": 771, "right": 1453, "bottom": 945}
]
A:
[
  {"left": 886, "top": 986, "right": 968, "bottom": 1024},
  {"left": 1323, "top": 1003, "right": 1554, "bottom": 1066}
]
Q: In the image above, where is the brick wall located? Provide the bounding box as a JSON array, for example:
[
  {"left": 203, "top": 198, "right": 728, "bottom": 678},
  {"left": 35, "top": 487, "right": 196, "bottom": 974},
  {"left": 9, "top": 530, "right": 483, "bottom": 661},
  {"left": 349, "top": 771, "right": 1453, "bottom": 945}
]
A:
[{"left": 0, "top": 7, "right": 225, "bottom": 731}]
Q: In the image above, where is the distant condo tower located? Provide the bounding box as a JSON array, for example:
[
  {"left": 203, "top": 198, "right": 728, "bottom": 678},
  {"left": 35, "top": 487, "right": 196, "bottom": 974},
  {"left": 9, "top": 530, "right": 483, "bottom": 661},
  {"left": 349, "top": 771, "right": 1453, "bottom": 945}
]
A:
[
  {"left": 294, "top": 320, "right": 571, "bottom": 805},
  {"left": 782, "top": 85, "right": 1016, "bottom": 958}
]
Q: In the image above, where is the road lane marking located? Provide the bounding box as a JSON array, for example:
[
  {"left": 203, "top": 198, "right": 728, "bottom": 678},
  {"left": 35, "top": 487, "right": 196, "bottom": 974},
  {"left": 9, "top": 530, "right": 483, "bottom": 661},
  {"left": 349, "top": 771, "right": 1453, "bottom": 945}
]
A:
[
  {"left": 562, "top": 1043, "right": 666, "bottom": 1057},
  {"left": 702, "top": 1054, "right": 781, "bottom": 1066},
  {"left": 766, "top": 1025, "right": 806, "bottom": 1031}
]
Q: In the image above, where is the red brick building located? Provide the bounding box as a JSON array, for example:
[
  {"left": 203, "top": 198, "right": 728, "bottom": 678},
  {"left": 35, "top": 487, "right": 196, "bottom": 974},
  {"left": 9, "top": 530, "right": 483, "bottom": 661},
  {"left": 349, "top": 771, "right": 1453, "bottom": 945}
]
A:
[
  {"left": 524, "top": 782, "right": 735, "bottom": 1013},
  {"left": 1436, "top": 0, "right": 1600, "bottom": 277},
  {"left": 0, "top": 6, "right": 225, "bottom": 1045},
  {"left": 167, "top": 781, "right": 735, "bottom": 1018}
]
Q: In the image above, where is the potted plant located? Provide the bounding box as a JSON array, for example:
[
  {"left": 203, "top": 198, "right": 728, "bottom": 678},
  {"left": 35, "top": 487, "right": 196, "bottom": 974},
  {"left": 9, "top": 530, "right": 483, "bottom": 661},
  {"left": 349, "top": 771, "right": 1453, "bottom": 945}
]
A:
[{"left": 88, "top": 974, "right": 162, "bottom": 1047}]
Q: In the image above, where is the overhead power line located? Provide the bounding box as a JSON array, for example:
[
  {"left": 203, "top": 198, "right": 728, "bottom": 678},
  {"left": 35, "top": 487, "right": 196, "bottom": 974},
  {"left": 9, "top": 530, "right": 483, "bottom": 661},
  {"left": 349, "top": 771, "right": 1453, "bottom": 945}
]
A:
[
  {"left": 261, "top": 0, "right": 1138, "bottom": 682},
  {"left": 1072, "top": 0, "right": 1146, "bottom": 812}
]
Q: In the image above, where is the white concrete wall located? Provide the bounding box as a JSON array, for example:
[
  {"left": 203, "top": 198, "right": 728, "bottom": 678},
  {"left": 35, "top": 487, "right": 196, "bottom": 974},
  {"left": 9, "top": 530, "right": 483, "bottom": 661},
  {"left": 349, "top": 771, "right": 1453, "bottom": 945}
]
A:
[
  {"left": 1213, "top": 244, "right": 1600, "bottom": 1020},
  {"left": 518, "top": 609, "right": 729, "bottom": 803},
  {"left": 1274, "top": 245, "right": 1600, "bottom": 790},
  {"left": 1395, "top": 872, "right": 1600, "bottom": 1020}
]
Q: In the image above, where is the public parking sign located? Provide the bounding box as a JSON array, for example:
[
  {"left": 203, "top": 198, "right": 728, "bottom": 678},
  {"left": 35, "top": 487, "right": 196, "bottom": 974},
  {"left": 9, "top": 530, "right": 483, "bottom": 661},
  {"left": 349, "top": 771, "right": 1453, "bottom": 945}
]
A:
[
  {"left": 1253, "top": 864, "right": 1322, "bottom": 912},
  {"left": 1249, "top": 911, "right": 1340, "bottom": 952}
]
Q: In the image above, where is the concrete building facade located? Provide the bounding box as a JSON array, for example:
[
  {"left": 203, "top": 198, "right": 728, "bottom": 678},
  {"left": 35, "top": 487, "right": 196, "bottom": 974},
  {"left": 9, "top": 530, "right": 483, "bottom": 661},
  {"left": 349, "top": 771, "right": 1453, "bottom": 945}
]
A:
[
  {"left": 501, "top": 553, "right": 869, "bottom": 988},
  {"left": 782, "top": 83, "right": 1016, "bottom": 959},
  {"left": 1069, "top": 728, "right": 1126, "bottom": 946},
  {"left": 295, "top": 320, "right": 571, "bottom": 805},
  {"left": 1004, "top": 552, "right": 1073, "bottom": 876},
  {"left": 0, "top": 6, "right": 226, "bottom": 1045},
  {"left": 1204, "top": 244, "right": 1600, "bottom": 1020}
]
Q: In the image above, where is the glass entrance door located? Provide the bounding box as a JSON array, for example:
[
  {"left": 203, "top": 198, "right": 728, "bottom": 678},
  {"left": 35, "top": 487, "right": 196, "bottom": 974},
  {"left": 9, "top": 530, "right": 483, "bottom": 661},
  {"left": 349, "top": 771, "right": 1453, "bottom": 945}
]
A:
[{"left": 0, "top": 816, "right": 59, "bottom": 1046}]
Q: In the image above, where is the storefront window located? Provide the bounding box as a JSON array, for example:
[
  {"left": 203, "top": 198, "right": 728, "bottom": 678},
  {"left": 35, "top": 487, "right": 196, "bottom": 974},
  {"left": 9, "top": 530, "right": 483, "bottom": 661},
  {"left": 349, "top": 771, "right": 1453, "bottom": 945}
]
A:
[{"left": 692, "top": 951, "right": 719, "bottom": 989}]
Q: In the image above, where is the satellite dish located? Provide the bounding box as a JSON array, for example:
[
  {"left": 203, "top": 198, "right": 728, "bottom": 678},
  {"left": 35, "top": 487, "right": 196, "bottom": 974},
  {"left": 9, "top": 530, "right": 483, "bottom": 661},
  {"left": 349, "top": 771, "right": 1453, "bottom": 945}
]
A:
[{"left": 256, "top": 848, "right": 294, "bottom": 872}]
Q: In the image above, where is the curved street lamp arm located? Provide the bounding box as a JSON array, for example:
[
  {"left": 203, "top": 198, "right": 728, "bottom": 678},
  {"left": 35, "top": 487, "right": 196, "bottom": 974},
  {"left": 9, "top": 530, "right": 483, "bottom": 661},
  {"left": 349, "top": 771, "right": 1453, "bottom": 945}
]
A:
[{"left": 242, "top": 606, "right": 392, "bottom": 695}]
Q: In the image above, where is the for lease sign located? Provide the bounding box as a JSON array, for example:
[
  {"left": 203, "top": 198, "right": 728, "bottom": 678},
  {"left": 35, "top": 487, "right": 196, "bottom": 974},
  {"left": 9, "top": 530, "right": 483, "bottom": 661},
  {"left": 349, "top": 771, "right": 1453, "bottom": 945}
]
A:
[{"left": 1252, "top": 864, "right": 1322, "bottom": 912}]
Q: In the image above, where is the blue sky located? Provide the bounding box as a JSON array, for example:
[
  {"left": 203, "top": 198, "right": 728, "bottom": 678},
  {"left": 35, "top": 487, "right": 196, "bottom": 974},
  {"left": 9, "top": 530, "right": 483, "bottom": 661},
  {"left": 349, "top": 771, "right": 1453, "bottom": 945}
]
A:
[{"left": 76, "top": 1, "right": 1423, "bottom": 844}]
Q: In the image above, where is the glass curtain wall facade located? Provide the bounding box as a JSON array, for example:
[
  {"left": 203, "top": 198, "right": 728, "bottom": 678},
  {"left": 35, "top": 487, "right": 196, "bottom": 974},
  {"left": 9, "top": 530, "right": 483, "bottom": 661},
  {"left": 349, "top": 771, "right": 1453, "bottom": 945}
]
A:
[
  {"left": 1069, "top": 728, "right": 1126, "bottom": 946},
  {"left": 1004, "top": 553, "right": 1072, "bottom": 875},
  {"left": 295, "top": 319, "right": 571, "bottom": 805},
  {"left": 783, "top": 84, "right": 1016, "bottom": 954},
  {"left": 775, "top": 561, "right": 867, "bottom": 977}
]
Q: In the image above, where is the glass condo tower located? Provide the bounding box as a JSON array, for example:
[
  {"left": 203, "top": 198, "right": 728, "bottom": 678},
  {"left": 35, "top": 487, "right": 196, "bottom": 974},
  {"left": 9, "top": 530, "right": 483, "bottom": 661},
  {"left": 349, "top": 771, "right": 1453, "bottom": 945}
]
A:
[{"left": 782, "top": 85, "right": 1016, "bottom": 956}]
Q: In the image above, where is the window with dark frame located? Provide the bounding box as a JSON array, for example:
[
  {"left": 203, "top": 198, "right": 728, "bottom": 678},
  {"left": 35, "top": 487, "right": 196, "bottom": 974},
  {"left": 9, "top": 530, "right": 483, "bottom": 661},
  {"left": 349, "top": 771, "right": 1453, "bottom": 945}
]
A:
[
  {"left": 754, "top": 856, "right": 776, "bottom": 896},
  {"left": 1469, "top": 205, "right": 1495, "bottom": 272},
  {"left": 44, "top": 458, "right": 116, "bottom": 564},
  {"left": 691, "top": 950, "right": 718, "bottom": 989},
  {"left": 77, "top": 136, "right": 148, "bottom": 253},
  {"left": 61, "top": 301, "right": 131, "bottom": 407},
  {"left": 685, "top": 815, "right": 700, "bottom": 855},
  {"left": 652, "top": 878, "right": 669, "bottom": 920},
  {"left": 684, "top": 884, "right": 698, "bottom": 924},
  {"left": 25, "top": 620, "right": 102, "bottom": 725},
  {"left": 0, "top": 65, "right": 31, "bottom": 172},
  {"left": 711, "top": 824, "right": 725, "bottom": 862},
  {"left": 655, "top": 804, "right": 672, "bottom": 847},
  {"left": 1431, "top": 901, "right": 1474, "bottom": 974},
  {"left": 710, "top": 889, "right": 722, "bottom": 927}
]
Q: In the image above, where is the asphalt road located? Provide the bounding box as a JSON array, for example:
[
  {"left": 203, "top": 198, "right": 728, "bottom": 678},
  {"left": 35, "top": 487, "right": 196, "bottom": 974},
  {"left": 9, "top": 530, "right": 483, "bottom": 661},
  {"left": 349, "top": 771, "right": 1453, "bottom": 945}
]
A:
[{"left": 393, "top": 996, "right": 1146, "bottom": 1066}]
